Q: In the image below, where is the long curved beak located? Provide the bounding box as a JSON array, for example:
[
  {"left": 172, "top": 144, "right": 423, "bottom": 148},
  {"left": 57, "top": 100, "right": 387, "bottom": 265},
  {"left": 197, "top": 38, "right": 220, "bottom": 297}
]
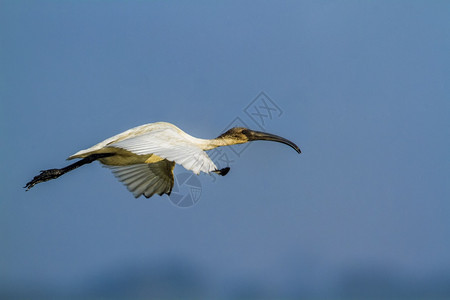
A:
[{"left": 248, "top": 130, "right": 301, "bottom": 153}]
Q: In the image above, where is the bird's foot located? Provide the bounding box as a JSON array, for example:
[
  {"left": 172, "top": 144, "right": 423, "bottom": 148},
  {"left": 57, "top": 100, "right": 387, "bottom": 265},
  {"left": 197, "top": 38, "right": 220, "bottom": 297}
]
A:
[
  {"left": 213, "top": 167, "right": 230, "bottom": 176},
  {"left": 24, "top": 169, "right": 64, "bottom": 191}
]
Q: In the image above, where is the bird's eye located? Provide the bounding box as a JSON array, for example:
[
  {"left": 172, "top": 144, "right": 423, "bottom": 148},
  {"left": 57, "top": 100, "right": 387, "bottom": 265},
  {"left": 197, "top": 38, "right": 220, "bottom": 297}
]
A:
[{"left": 241, "top": 129, "right": 250, "bottom": 135}]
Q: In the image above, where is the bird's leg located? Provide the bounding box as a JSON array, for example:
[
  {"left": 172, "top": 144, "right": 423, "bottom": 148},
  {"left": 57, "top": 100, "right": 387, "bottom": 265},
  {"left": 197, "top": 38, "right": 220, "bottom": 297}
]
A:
[
  {"left": 24, "top": 153, "right": 114, "bottom": 191},
  {"left": 25, "top": 169, "right": 65, "bottom": 190},
  {"left": 213, "top": 167, "right": 230, "bottom": 176}
]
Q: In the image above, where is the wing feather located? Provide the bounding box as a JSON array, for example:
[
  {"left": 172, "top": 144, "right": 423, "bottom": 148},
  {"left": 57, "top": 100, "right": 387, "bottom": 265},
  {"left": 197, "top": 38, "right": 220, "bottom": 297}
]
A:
[
  {"left": 109, "top": 128, "right": 217, "bottom": 174},
  {"left": 106, "top": 160, "right": 175, "bottom": 198}
]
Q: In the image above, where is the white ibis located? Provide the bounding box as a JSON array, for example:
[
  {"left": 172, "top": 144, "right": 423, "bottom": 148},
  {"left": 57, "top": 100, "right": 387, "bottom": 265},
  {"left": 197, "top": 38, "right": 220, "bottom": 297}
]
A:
[{"left": 25, "top": 122, "right": 301, "bottom": 198}]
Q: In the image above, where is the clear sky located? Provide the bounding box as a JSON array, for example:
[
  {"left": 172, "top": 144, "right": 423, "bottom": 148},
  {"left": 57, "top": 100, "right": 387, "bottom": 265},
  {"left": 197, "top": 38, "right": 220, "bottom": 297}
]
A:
[{"left": 1, "top": 1, "right": 449, "bottom": 298}]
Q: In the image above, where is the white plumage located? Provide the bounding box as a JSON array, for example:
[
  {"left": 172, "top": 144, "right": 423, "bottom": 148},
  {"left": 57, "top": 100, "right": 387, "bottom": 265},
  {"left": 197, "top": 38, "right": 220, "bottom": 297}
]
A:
[
  {"left": 69, "top": 122, "right": 218, "bottom": 198},
  {"left": 106, "top": 161, "right": 175, "bottom": 198},
  {"left": 108, "top": 126, "right": 217, "bottom": 174}
]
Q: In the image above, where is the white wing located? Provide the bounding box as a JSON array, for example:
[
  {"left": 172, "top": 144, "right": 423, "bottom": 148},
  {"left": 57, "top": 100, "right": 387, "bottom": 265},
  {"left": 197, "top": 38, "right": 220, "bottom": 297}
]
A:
[
  {"left": 106, "top": 160, "right": 175, "bottom": 198},
  {"left": 109, "top": 128, "right": 217, "bottom": 175}
]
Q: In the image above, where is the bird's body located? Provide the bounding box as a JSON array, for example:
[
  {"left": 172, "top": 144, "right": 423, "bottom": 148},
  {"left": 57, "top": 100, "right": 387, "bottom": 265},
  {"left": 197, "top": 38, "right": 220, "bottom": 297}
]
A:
[
  {"left": 69, "top": 122, "right": 218, "bottom": 170},
  {"left": 25, "top": 122, "right": 300, "bottom": 198}
]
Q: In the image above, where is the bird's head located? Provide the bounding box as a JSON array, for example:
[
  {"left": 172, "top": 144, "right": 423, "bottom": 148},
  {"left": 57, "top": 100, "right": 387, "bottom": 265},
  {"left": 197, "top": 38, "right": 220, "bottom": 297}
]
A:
[{"left": 217, "top": 127, "right": 301, "bottom": 153}]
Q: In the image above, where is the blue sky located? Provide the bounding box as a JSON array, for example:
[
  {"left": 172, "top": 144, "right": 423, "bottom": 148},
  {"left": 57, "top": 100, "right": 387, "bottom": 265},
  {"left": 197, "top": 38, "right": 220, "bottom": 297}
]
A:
[{"left": 1, "top": 1, "right": 449, "bottom": 298}]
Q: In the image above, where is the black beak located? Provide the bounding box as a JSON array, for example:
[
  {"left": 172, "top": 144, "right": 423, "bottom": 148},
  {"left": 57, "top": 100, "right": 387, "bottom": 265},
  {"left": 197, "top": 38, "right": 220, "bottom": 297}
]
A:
[{"left": 247, "top": 130, "right": 301, "bottom": 153}]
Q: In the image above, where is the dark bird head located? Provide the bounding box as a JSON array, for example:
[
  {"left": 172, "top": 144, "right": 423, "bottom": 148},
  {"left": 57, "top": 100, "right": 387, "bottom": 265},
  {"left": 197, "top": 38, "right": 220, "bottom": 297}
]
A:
[{"left": 217, "top": 127, "right": 301, "bottom": 153}]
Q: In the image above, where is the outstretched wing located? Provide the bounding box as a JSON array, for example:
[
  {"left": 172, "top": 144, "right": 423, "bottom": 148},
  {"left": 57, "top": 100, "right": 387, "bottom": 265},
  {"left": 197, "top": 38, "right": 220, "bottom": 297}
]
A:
[
  {"left": 109, "top": 128, "right": 217, "bottom": 175},
  {"left": 105, "top": 160, "right": 175, "bottom": 198}
]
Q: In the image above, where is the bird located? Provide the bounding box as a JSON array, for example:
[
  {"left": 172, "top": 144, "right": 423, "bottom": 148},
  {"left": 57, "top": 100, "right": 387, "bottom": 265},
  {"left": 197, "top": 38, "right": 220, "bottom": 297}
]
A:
[{"left": 25, "top": 122, "right": 301, "bottom": 198}]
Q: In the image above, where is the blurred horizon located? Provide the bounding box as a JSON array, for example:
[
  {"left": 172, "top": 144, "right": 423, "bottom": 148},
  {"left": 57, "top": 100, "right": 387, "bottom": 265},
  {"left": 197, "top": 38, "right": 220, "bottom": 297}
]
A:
[
  {"left": 1, "top": 1, "right": 449, "bottom": 299},
  {"left": 2, "top": 253, "right": 450, "bottom": 299}
]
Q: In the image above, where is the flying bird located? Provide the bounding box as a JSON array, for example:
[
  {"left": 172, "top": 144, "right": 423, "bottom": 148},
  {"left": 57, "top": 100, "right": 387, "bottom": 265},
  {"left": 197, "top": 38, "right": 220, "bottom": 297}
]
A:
[{"left": 25, "top": 122, "right": 301, "bottom": 198}]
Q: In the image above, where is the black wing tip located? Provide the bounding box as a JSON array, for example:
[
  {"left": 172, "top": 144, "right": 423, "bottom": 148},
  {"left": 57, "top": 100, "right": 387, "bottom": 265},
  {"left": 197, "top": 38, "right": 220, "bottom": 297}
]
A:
[{"left": 214, "top": 167, "right": 230, "bottom": 176}]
